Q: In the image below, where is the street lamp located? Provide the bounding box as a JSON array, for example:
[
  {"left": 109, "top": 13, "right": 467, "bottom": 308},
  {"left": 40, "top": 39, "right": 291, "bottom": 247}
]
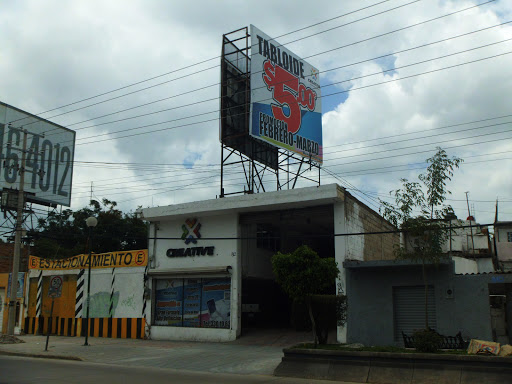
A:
[{"left": 83, "top": 216, "right": 97, "bottom": 346}]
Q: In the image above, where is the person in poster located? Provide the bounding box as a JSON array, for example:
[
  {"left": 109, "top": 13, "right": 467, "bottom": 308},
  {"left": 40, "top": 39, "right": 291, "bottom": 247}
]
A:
[{"left": 200, "top": 279, "right": 231, "bottom": 329}]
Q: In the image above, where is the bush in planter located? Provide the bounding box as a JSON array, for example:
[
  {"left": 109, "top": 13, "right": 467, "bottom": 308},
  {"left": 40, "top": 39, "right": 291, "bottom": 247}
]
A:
[
  {"left": 311, "top": 294, "right": 347, "bottom": 344},
  {"left": 413, "top": 329, "right": 443, "bottom": 353}
]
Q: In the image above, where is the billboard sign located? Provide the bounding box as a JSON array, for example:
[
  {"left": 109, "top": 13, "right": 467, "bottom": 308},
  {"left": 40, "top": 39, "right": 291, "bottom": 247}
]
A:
[
  {"left": 249, "top": 25, "right": 322, "bottom": 164},
  {"left": 0, "top": 102, "right": 75, "bottom": 206}
]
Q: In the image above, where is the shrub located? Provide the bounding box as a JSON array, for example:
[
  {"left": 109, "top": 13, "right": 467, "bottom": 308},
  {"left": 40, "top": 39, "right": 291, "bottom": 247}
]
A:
[{"left": 413, "top": 329, "right": 443, "bottom": 353}]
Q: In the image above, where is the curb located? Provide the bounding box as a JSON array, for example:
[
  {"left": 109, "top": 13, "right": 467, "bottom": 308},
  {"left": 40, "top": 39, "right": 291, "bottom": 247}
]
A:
[{"left": 0, "top": 350, "right": 82, "bottom": 361}]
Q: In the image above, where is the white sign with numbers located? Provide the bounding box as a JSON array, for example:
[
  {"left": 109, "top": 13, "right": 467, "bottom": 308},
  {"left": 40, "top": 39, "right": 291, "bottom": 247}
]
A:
[{"left": 0, "top": 102, "right": 75, "bottom": 206}]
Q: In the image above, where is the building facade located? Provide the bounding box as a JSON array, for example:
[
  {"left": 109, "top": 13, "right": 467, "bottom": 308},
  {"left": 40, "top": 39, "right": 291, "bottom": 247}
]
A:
[
  {"left": 345, "top": 259, "right": 512, "bottom": 346},
  {"left": 496, "top": 221, "right": 512, "bottom": 272},
  {"left": 0, "top": 243, "right": 29, "bottom": 334},
  {"left": 24, "top": 250, "right": 148, "bottom": 339},
  {"left": 141, "top": 184, "right": 398, "bottom": 342}
]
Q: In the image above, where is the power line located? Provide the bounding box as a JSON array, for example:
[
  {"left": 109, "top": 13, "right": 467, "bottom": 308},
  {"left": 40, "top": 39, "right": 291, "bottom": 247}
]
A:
[
  {"left": 10, "top": 0, "right": 496, "bottom": 140},
  {"left": 31, "top": 18, "right": 506, "bottom": 143},
  {"left": 75, "top": 50, "right": 512, "bottom": 146},
  {"left": 58, "top": 34, "right": 511, "bottom": 143},
  {"left": 9, "top": 0, "right": 407, "bottom": 126}
]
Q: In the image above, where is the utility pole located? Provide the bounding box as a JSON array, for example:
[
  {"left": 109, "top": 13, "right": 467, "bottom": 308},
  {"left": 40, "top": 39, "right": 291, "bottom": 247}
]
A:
[
  {"left": 465, "top": 191, "right": 476, "bottom": 260},
  {"left": 7, "top": 128, "right": 28, "bottom": 335}
]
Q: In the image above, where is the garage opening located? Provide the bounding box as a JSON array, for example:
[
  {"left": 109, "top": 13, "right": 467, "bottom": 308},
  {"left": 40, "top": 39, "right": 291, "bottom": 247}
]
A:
[{"left": 239, "top": 205, "right": 334, "bottom": 337}]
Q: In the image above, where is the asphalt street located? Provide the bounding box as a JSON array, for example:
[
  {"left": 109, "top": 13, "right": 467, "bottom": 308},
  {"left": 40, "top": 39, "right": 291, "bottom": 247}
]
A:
[{"left": 0, "top": 355, "right": 351, "bottom": 384}]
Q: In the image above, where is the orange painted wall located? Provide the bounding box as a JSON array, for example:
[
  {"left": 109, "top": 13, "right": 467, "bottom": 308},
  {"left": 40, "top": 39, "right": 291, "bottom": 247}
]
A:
[
  {"left": 27, "top": 274, "right": 77, "bottom": 319},
  {"left": 0, "top": 273, "right": 8, "bottom": 332}
]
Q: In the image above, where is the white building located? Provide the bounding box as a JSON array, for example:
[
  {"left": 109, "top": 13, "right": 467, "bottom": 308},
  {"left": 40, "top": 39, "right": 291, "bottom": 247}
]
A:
[
  {"left": 496, "top": 221, "right": 512, "bottom": 272},
  {"left": 141, "top": 184, "right": 397, "bottom": 342}
]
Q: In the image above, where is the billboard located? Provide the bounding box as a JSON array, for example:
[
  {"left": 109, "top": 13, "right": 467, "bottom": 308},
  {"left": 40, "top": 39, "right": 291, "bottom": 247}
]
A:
[
  {"left": 0, "top": 102, "right": 75, "bottom": 206},
  {"left": 249, "top": 25, "right": 323, "bottom": 164},
  {"left": 219, "top": 29, "right": 278, "bottom": 170}
]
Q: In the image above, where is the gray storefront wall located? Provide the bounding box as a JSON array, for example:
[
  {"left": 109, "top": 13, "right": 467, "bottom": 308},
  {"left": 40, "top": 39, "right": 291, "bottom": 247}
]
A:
[{"left": 344, "top": 259, "right": 512, "bottom": 346}]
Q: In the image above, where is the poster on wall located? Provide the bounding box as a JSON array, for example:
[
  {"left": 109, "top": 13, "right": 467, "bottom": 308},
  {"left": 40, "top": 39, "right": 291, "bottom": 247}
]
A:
[
  {"left": 154, "top": 279, "right": 183, "bottom": 326},
  {"left": 200, "top": 279, "right": 231, "bottom": 329},
  {"left": 7, "top": 272, "right": 25, "bottom": 299},
  {"left": 249, "top": 25, "right": 322, "bottom": 164},
  {"left": 183, "top": 279, "right": 201, "bottom": 327}
]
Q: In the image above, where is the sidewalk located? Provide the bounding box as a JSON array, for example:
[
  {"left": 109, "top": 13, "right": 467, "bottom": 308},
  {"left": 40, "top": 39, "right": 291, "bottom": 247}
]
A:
[{"left": 0, "top": 329, "right": 319, "bottom": 375}]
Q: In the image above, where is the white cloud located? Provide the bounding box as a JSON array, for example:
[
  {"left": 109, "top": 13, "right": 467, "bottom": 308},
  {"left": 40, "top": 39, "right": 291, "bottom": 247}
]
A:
[{"left": 0, "top": 0, "right": 511, "bottom": 225}]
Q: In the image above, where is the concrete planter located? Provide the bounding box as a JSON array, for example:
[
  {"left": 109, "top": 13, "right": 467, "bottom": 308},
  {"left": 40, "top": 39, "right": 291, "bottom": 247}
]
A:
[{"left": 274, "top": 347, "right": 512, "bottom": 384}]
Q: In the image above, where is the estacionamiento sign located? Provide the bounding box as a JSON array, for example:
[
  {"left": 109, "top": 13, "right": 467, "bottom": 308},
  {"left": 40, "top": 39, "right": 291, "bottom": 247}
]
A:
[
  {"left": 249, "top": 25, "right": 323, "bottom": 164},
  {"left": 29, "top": 249, "right": 148, "bottom": 270}
]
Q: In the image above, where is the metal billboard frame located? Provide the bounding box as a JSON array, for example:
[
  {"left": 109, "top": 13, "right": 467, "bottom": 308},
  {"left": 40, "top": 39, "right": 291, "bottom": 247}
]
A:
[{"left": 219, "top": 27, "right": 320, "bottom": 197}]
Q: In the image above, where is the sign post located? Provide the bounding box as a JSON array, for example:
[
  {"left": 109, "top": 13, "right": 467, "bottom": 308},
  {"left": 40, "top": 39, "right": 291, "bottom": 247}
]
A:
[{"left": 45, "top": 275, "right": 63, "bottom": 352}]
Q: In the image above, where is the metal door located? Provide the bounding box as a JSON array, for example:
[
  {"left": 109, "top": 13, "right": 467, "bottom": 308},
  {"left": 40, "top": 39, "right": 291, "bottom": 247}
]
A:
[{"left": 393, "top": 285, "right": 437, "bottom": 342}]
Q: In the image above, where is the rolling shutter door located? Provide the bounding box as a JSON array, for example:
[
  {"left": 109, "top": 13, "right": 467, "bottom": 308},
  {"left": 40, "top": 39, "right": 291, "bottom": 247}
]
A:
[{"left": 393, "top": 285, "right": 436, "bottom": 342}]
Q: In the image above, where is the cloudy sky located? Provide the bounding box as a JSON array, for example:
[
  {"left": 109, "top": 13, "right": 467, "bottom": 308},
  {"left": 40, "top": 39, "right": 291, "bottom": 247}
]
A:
[{"left": 1, "top": 0, "right": 511, "bottom": 228}]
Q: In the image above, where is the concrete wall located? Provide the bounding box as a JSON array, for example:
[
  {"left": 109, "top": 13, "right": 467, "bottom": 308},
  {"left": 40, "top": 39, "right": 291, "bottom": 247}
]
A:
[
  {"left": 344, "top": 194, "right": 397, "bottom": 262},
  {"left": 452, "top": 256, "right": 478, "bottom": 274},
  {"left": 335, "top": 192, "right": 398, "bottom": 344},
  {"left": 496, "top": 225, "right": 512, "bottom": 262},
  {"left": 147, "top": 213, "right": 240, "bottom": 342},
  {"left": 26, "top": 267, "right": 146, "bottom": 320},
  {"left": 345, "top": 262, "right": 512, "bottom": 346},
  {"left": 0, "top": 272, "right": 26, "bottom": 334}
]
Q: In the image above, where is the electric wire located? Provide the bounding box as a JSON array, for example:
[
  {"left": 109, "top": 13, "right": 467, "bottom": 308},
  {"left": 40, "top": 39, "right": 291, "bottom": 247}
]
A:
[
  {"left": 8, "top": 0, "right": 412, "bottom": 126},
  {"left": 8, "top": 0, "right": 495, "bottom": 136}
]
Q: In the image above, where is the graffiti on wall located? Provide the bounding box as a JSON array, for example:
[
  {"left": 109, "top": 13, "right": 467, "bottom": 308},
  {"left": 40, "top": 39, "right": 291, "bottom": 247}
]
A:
[{"left": 89, "top": 291, "right": 120, "bottom": 318}]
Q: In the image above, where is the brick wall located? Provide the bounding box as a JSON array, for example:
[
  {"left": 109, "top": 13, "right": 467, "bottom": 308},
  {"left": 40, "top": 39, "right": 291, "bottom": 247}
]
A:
[
  {"left": 0, "top": 243, "right": 29, "bottom": 273},
  {"left": 345, "top": 193, "right": 398, "bottom": 261}
]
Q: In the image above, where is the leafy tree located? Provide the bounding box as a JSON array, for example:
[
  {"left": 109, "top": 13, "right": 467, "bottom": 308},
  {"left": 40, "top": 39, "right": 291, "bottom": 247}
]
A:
[
  {"left": 271, "top": 245, "right": 343, "bottom": 345},
  {"left": 380, "top": 147, "right": 462, "bottom": 330},
  {"left": 29, "top": 199, "right": 148, "bottom": 259}
]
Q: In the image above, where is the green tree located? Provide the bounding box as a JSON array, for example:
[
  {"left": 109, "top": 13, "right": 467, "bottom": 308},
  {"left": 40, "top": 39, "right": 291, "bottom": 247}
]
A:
[
  {"left": 271, "top": 245, "right": 343, "bottom": 345},
  {"left": 380, "top": 147, "right": 462, "bottom": 330},
  {"left": 29, "top": 199, "right": 148, "bottom": 259}
]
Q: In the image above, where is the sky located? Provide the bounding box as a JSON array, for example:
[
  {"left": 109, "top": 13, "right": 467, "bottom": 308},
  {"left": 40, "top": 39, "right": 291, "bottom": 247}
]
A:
[{"left": 1, "top": 0, "right": 511, "bottom": 230}]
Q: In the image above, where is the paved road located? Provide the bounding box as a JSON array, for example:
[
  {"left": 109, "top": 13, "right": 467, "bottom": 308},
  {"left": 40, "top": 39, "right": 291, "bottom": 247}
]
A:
[{"left": 0, "top": 355, "right": 352, "bottom": 384}]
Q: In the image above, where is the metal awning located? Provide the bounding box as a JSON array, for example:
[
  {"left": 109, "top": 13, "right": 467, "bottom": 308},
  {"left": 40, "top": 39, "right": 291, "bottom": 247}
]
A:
[{"left": 147, "top": 266, "right": 232, "bottom": 276}]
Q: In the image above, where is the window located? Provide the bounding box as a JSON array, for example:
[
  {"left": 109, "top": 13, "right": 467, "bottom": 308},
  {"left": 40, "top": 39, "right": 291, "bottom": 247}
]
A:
[
  {"left": 256, "top": 224, "right": 280, "bottom": 252},
  {"left": 154, "top": 278, "right": 231, "bottom": 329},
  {"left": 508, "top": 232, "right": 512, "bottom": 242}
]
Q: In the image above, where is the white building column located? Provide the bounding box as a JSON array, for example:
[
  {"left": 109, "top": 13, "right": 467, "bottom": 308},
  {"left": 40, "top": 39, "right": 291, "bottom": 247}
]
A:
[{"left": 334, "top": 200, "right": 347, "bottom": 343}]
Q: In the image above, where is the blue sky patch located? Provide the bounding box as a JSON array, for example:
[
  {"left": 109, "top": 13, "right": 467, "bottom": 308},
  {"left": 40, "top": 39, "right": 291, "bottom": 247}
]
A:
[{"left": 183, "top": 152, "right": 202, "bottom": 169}]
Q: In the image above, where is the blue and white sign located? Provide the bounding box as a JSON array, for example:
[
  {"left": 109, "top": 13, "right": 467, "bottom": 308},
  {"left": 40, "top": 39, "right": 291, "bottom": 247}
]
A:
[{"left": 250, "top": 25, "right": 322, "bottom": 164}]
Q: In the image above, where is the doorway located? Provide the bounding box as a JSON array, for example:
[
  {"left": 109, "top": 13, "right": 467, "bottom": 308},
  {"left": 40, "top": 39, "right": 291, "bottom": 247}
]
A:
[{"left": 489, "top": 283, "right": 512, "bottom": 344}]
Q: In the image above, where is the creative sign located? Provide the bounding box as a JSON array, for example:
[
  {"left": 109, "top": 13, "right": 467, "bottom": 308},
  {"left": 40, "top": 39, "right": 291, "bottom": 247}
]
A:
[
  {"left": 168, "top": 219, "right": 214, "bottom": 258},
  {"left": 166, "top": 246, "right": 214, "bottom": 258},
  {"left": 48, "top": 275, "right": 63, "bottom": 298},
  {"left": 181, "top": 218, "right": 201, "bottom": 244},
  {"left": 0, "top": 102, "right": 76, "bottom": 207},
  {"left": 249, "top": 25, "right": 322, "bottom": 164},
  {"left": 29, "top": 249, "right": 148, "bottom": 270}
]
